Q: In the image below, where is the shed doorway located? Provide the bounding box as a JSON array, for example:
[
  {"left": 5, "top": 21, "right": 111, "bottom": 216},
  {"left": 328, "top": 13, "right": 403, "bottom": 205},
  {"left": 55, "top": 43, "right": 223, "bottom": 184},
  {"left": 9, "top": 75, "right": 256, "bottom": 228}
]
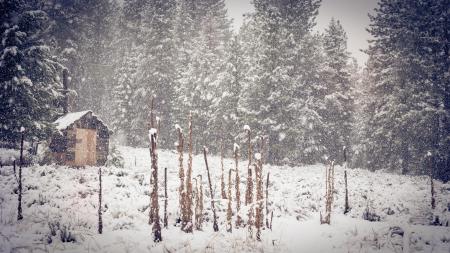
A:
[{"left": 75, "top": 128, "right": 97, "bottom": 166}]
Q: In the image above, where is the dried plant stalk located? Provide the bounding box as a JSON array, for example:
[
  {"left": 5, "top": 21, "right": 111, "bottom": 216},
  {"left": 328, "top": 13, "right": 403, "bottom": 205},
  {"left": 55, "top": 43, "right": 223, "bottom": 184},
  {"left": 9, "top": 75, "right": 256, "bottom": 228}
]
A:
[
  {"left": 255, "top": 161, "right": 264, "bottom": 241},
  {"left": 270, "top": 210, "right": 273, "bottom": 230},
  {"left": 245, "top": 128, "right": 253, "bottom": 206},
  {"left": 234, "top": 144, "right": 242, "bottom": 227},
  {"left": 183, "top": 112, "right": 193, "bottom": 233},
  {"left": 150, "top": 130, "right": 162, "bottom": 242},
  {"left": 176, "top": 127, "right": 185, "bottom": 227},
  {"left": 320, "top": 161, "right": 335, "bottom": 225},
  {"left": 227, "top": 169, "right": 233, "bottom": 233},
  {"left": 204, "top": 147, "right": 219, "bottom": 232},
  {"left": 199, "top": 177, "right": 204, "bottom": 228},
  {"left": 258, "top": 138, "right": 264, "bottom": 227},
  {"left": 247, "top": 165, "right": 254, "bottom": 238},
  {"left": 220, "top": 139, "right": 227, "bottom": 199},
  {"left": 194, "top": 176, "right": 204, "bottom": 230}
]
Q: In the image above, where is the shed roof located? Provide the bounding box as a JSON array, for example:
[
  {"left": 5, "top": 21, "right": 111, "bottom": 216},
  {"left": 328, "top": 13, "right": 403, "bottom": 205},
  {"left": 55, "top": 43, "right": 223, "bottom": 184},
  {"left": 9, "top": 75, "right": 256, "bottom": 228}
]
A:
[
  {"left": 54, "top": 110, "right": 91, "bottom": 130},
  {"left": 53, "top": 110, "right": 109, "bottom": 132}
]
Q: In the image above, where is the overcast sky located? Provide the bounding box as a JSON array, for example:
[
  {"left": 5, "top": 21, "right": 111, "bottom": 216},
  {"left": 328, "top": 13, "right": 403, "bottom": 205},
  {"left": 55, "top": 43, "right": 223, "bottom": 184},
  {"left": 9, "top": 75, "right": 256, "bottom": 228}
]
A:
[{"left": 224, "top": 0, "right": 379, "bottom": 65}]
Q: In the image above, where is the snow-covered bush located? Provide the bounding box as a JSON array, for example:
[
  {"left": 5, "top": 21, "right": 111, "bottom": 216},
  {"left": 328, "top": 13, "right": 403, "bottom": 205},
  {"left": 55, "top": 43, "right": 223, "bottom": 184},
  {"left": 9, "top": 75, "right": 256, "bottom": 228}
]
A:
[
  {"left": 106, "top": 145, "right": 124, "bottom": 168},
  {"left": 363, "top": 205, "right": 381, "bottom": 222},
  {"left": 47, "top": 221, "right": 76, "bottom": 243}
]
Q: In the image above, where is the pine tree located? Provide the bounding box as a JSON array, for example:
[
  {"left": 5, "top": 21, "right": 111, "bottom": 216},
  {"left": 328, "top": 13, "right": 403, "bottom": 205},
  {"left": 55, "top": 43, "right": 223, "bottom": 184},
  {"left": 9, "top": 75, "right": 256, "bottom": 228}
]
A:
[
  {"left": 174, "top": 0, "right": 232, "bottom": 152},
  {"left": 0, "top": 4, "right": 63, "bottom": 143},
  {"left": 321, "top": 18, "right": 354, "bottom": 163},
  {"left": 239, "top": 0, "right": 323, "bottom": 165},
  {"left": 360, "top": 0, "right": 450, "bottom": 180},
  {"left": 110, "top": 0, "right": 145, "bottom": 145},
  {"left": 44, "top": 0, "right": 119, "bottom": 119},
  {"left": 210, "top": 35, "right": 243, "bottom": 152},
  {"left": 133, "top": 0, "right": 177, "bottom": 148}
]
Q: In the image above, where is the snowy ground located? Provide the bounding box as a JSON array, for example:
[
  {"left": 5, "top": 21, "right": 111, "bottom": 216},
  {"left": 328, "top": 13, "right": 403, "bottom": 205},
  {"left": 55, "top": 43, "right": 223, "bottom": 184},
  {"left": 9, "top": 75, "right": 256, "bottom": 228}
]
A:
[{"left": 0, "top": 146, "right": 449, "bottom": 253}]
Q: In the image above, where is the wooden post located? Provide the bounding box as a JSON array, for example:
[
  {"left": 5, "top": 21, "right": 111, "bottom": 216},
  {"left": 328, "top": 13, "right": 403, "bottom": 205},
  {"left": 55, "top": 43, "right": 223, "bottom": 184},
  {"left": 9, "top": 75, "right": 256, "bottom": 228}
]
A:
[
  {"left": 344, "top": 170, "right": 349, "bottom": 214},
  {"left": 265, "top": 172, "right": 270, "bottom": 228},
  {"left": 17, "top": 131, "right": 24, "bottom": 221},
  {"left": 15, "top": 160, "right": 22, "bottom": 220},
  {"left": 98, "top": 167, "right": 103, "bottom": 234},
  {"left": 430, "top": 160, "right": 435, "bottom": 210},
  {"left": 203, "top": 147, "right": 219, "bottom": 232},
  {"left": 19, "top": 131, "right": 24, "bottom": 167},
  {"left": 343, "top": 147, "right": 350, "bottom": 214},
  {"left": 148, "top": 97, "right": 155, "bottom": 225},
  {"left": 164, "top": 167, "right": 168, "bottom": 228}
]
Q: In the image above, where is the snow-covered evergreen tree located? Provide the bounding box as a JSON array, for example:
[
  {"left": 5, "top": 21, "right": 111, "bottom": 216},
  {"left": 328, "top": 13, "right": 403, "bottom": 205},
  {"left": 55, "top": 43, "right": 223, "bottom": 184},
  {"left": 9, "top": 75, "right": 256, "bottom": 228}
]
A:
[
  {"left": 0, "top": 2, "right": 63, "bottom": 143},
  {"left": 174, "top": 0, "right": 232, "bottom": 152},
  {"left": 110, "top": 0, "right": 145, "bottom": 146},
  {"left": 239, "top": 0, "right": 324, "bottom": 164},
  {"left": 321, "top": 18, "right": 354, "bottom": 163},
  {"left": 359, "top": 0, "right": 450, "bottom": 180},
  {"left": 132, "top": 0, "right": 177, "bottom": 148},
  {"left": 210, "top": 35, "right": 243, "bottom": 153},
  {"left": 43, "top": 0, "right": 119, "bottom": 120}
]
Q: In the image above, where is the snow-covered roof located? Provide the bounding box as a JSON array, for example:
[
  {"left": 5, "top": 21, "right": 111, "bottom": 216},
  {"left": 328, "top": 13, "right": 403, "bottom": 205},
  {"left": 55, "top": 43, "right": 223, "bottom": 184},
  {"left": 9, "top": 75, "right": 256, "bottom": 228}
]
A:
[{"left": 53, "top": 110, "right": 92, "bottom": 131}]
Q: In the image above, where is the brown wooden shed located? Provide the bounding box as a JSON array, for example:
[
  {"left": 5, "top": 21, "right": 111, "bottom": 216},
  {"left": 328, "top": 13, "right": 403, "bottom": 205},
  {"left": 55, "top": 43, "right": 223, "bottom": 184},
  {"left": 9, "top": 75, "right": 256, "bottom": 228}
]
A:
[{"left": 49, "top": 110, "right": 110, "bottom": 166}]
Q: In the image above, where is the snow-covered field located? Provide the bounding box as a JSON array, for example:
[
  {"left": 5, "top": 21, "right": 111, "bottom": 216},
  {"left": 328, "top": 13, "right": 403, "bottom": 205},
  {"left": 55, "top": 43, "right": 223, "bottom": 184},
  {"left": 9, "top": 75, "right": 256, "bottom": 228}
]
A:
[{"left": 1, "top": 146, "right": 449, "bottom": 253}]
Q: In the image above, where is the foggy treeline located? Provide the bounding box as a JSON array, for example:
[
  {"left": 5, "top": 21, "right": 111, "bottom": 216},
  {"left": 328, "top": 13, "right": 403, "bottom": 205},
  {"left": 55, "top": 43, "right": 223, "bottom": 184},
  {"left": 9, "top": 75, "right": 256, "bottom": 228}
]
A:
[{"left": 1, "top": 0, "right": 449, "bottom": 181}]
